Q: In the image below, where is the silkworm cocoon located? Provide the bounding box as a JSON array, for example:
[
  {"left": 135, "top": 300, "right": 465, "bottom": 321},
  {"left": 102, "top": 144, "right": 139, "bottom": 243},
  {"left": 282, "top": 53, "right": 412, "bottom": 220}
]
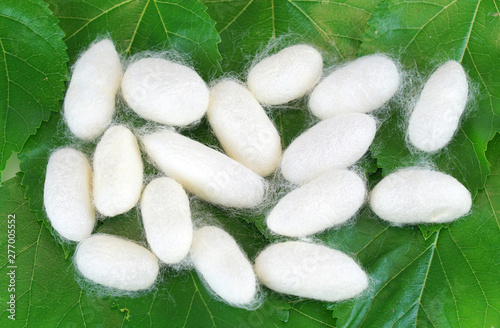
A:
[
  {"left": 141, "top": 177, "right": 193, "bottom": 264},
  {"left": 267, "top": 170, "right": 366, "bottom": 237},
  {"left": 254, "top": 241, "right": 368, "bottom": 302},
  {"left": 64, "top": 39, "right": 123, "bottom": 140},
  {"left": 408, "top": 61, "right": 468, "bottom": 152},
  {"left": 309, "top": 54, "right": 400, "bottom": 118},
  {"left": 44, "top": 148, "right": 95, "bottom": 242},
  {"left": 75, "top": 234, "right": 159, "bottom": 291},
  {"left": 121, "top": 58, "right": 209, "bottom": 126},
  {"left": 93, "top": 125, "right": 143, "bottom": 216},
  {"left": 370, "top": 168, "right": 472, "bottom": 224},
  {"left": 190, "top": 226, "right": 257, "bottom": 306},
  {"left": 141, "top": 130, "right": 266, "bottom": 208},
  {"left": 207, "top": 79, "right": 282, "bottom": 176},
  {"left": 280, "top": 113, "right": 376, "bottom": 185},
  {"left": 247, "top": 45, "right": 323, "bottom": 105}
]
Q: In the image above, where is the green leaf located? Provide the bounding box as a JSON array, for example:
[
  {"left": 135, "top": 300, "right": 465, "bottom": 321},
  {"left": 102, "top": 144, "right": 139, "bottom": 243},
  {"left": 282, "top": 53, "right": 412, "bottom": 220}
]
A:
[
  {"left": 360, "top": 0, "right": 500, "bottom": 196},
  {"left": 0, "top": 0, "right": 68, "bottom": 179}
]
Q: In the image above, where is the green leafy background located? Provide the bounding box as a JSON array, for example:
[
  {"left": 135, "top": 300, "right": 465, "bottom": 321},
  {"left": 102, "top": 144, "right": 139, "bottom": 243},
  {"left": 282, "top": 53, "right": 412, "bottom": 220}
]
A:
[{"left": 1, "top": 0, "right": 499, "bottom": 327}]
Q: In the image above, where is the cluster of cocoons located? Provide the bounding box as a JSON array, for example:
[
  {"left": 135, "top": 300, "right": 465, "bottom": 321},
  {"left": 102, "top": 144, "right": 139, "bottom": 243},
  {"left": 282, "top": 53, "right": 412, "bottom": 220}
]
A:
[{"left": 44, "top": 39, "right": 472, "bottom": 307}]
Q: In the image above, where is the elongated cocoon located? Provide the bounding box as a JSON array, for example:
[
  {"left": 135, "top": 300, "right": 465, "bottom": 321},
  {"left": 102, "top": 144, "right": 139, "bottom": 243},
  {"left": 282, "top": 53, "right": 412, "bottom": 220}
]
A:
[
  {"left": 207, "top": 80, "right": 282, "bottom": 176},
  {"left": 190, "top": 226, "right": 257, "bottom": 306},
  {"left": 141, "top": 130, "right": 266, "bottom": 208},
  {"left": 280, "top": 113, "right": 376, "bottom": 185},
  {"left": 75, "top": 234, "right": 159, "bottom": 291},
  {"left": 309, "top": 54, "right": 400, "bottom": 118},
  {"left": 93, "top": 125, "right": 143, "bottom": 216},
  {"left": 64, "top": 39, "right": 123, "bottom": 140},
  {"left": 247, "top": 45, "right": 323, "bottom": 105},
  {"left": 254, "top": 241, "right": 368, "bottom": 302},
  {"left": 267, "top": 170, "right": 366, "bottom": 237},
  {"left": 408, "top": 61, "right": 468, "bottom": 152},
  {"left": 370, "top": 168, "right": 472, "bottom": 224},
  {"left": 121, "top": 58, "right": 209, "bottom": 126},
  {"left": 141, "top": 177, "right": 193, "bottom": 264},
  {"left": 44, "top": 148, "right": 95, "bottom": 242}
]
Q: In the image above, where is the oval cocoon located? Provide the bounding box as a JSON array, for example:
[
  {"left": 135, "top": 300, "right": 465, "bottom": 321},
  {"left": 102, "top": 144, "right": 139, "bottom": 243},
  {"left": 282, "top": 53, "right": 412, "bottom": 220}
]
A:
[
  {"left": 75, "top": 234, "right": 159, "bottom": 291},
  {"left": 254, "top": 241, "right": 368, "bottom": 302},
  {"left": 64, "top": 39, "right": 123, "bottom": 140},
  {"left": 207, "top": 79, "right": 281, "bottom": 176},
  {"left": 408, "top": 60, "right": 468, "bottom": 152},
  {"left": 309, "top": 54, "right": 400, "bottom": 118},
  {"left": 141, "top": 177, "right": 193, "bottom": 264},
  {"left": 267, "top": 170, "right": 366, "bottom": 237},
  {"left": 247, "top": 45, "right": 323, "bottom": 105},
  {"left": 370, "top": 168, "right": 472, "bottom": 224},
  {"left": 141, "top": 130, "right": 266, "bottom": 208},
  {"left": 44, "top": 148, "right": 95, "bottom": 242},
  {"left": 93, "top": 125, "right": 143, "bottom": 216},
  {"left": 280, "top": 113, "right": 376, "bottom": 185},
  {"left": 122, "top": 58, "right": 209, "bottom": 126},
  {"left": 190, "top": 226, "right": 257, "bottom": 306}
]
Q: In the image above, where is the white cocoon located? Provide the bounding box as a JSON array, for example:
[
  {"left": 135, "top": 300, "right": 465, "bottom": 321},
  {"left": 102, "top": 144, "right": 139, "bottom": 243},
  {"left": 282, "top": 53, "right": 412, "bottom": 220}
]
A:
[
  {"left": 370, "top": 168, "right": 472, "bottom": 224},
  {"left": 75, "top": 234, "right": 159, "bottom": 291},
  {"left": 44, "top": 148, "right": 95, "bottom": 242},
  {"left": 121, "top": 58, "right": 209, "bottom": 126},
  {"left": 141, "top": 177, "right": 193, "bottom": 264},
  {"left": 309, "top": 54, "right": 400, "bottom": 119},
  {"left": 254, "top": 241, "right": 368, "bottom": 302},
  {"left": 64, "top": 39, "right": 123, "bottom": 140},
  {"left": 207, "top": 79, "right": 282, "bottom": 176},
  {"left": 280, "top": 113, "right": 376, "bottom": 185},
  {"left": 408, "top": 60, "right": 468, "bottom": 152},
  {"left": 190, "top": 226, "right": 257, "bottom": 306},
  {"left": 93, "top": 125, "right": 143, "bottom": 216},
  {"left": 141, "top": 130, "right": 266, "bottom": 208},
  {"left": 267, "top": 170, "right": 366, "bottom": 237},
  {"left": 247, "top": 45, "right": 323, "bottom": 105}
]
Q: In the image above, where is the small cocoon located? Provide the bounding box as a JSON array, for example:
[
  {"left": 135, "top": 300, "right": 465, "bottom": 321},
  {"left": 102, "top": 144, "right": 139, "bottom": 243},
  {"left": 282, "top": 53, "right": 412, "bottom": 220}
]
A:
[
  {"left": 254, "top": 241, "right": 368, "bottom": 302},
  {"left": 141, "top": 130, "right": 266, "bottom": 208},
  {"left": 280, "top": 113, "right": 376, "bottom": 185},
  {"left": 267, "top": 169, "right": 366, "bottom": 237},
  {"left": 141, "top": 177, "right": 193, "bottom": 264},
  {"left": 44, "top": 148, "right": 95, "bottom": 242},
  {"left": 309, "top": 54, "right": 400, "bottom": 119},
  {"left": 190, "top": 226, "right": 257, "bottom": 306},
  {"left": 370, "top": 168, "right": 472, "bottom": 224},
  {"left": 408, "top": 60, "right": 469, "bottom": 152},
  {"left": 75, "top": 234, "right": 159, "bottom": 291},
  {"left": 247, "top": 45, "right": 323, "bottom": 105},
  {"left": 93, "top": 125, "right": 143, "bottom": 216},
  {"left": 207, "top": 79, "right": 282, "bottom": 176},
  {"left": 121, "top": 58, "right": 209, "bottom": 126},
  {"left": 64, "top": 39, "right": 123, "bottom": 140}
]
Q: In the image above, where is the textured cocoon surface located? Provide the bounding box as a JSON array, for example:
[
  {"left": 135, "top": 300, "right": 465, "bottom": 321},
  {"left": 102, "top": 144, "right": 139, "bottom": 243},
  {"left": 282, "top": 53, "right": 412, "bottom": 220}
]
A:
[
  {"left": 247, "top": 45, "right": 323, "bottom": 105},
  {"left": 93, "top": 125, "right": 143, "bottom": 216},
  {"left": 141, "top": 177, "right": 193, "bottom": 264},
  {"left": 267, "top": 170, "right": 366, "bottom": 237},
  {"left": 75, "top": 234, "right": 159, "bottom": 291},
  {"left": 254, "top": 241, "right": 368, "bottom": 302},
  {"left": 44, "top": 148, "right": 95, "bottom": 242},
  {"left": 64, "top": 39, "right": 123, "bottom": 140},
  {"left": 121, "top": 58, "right": 209, "bottom": 126},
  {"left": 309, "top": 54, "right": 400, "bottom": 118},
  {"left": 207, "top": 79, "right": 282, "bottom": 176},
  {"left": 190, "top": 226, "right": 257, "bottom": 306},
  {"left": 408, "top": 60, "right": 469, "bottom": 152},
  {"left": 370, "top": 168, "right": 472, "bottom": 224},
  {"left": 280, "top": 113, "right": 376, "bottom": 185},
  {"left": 141, "top": 130, "right": 266, "bottom": 208}
]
